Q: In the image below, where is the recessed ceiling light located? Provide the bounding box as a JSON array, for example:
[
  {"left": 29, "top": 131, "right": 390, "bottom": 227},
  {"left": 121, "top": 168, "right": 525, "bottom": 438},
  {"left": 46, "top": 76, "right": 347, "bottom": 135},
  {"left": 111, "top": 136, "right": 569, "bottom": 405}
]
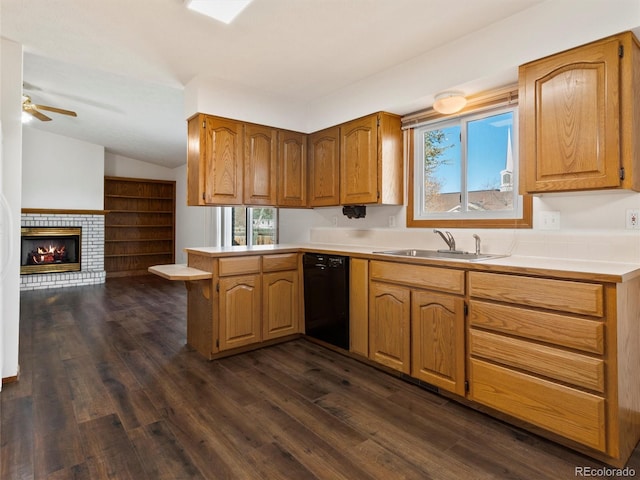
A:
[{"left": 185, "top": 0, "right": 254, "bottom": 24}]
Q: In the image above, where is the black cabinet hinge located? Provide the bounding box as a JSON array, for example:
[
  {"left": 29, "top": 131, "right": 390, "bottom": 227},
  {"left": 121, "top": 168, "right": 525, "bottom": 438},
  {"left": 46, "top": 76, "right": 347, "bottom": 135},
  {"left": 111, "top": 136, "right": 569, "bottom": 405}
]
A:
[
  {"left": 216, "top": 339, "right": 219, "bottom": 348},
  {"left": 464, "top": 380, "right": 470, "bottom": 392},
  {"left": 464, "top": 303, "right": 469, "bottom": 316},
  {"left": 620, "top": 167, "right": 625, "bottom": 180},
  {"left": 202, "top": 192, "right": 206, "bottom": 200},
  {"left": 203, "top": 120, "right": 206, "bottom": 128},
  {"left": 619, "top": 45, "right": 624, "bottom": 58},
  {"left": 216, "top": 282, "right": 219, "bottom": 292}
]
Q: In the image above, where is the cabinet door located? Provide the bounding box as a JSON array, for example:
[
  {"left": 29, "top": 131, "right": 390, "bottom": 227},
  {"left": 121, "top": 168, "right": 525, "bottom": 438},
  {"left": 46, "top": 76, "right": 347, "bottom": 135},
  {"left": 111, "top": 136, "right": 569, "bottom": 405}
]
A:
[
  {"left": 204, "top": 117, "right": 244, "bottom": 205},
  {"left": 244, "top": 124, "right": 277, "bottom": 205},
  {"left": 349, "top": 258, "right": 369, "bottom": 357},
  {"left": 219, "top": 274, "right": 262, "bottom": 350},
  {"left": 369, "top": 282, "right": 410, "bottom": 373},
  {"left": 520, "top": 37, "right": 621, "bottom": 193},
  {"left": 263, "top": 270, "right": 299, "bottom": 340},
  {"left": 278, "top": 130, "right": 307, "bottom": 207},
  {"left": 340, "top": 114, "right": 378, "bottom": 205},
  {"left": 308, "top": 127, "right": 340, "bottom": 206},
  {"left": 411, "top": 290, "right": 465, "bottom": 395}
]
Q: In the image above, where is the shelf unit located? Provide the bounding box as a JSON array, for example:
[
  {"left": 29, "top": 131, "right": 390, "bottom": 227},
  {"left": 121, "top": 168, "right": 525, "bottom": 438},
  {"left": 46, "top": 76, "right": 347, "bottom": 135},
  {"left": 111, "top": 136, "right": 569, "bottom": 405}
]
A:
[{"left": 104, "top": 176, "right": 176, "bottom": 277}]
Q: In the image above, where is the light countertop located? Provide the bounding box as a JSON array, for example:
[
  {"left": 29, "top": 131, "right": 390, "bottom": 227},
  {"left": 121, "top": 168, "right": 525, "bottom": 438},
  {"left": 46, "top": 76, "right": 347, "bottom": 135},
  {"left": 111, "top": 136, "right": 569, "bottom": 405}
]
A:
[{"left": 184, "top": 243, "right": 640, "bottom": 283}]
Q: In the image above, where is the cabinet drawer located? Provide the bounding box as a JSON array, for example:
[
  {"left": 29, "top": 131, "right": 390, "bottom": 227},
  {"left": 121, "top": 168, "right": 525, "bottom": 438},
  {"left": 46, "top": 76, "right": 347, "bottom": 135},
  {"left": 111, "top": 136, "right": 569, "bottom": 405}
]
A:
[
  {"left": 469, "top": 329, "right": 605, "bottom": 392},
  {"left": 469, "top": 301, "right": 604, "bottom": 354},
  {"left": 470, "top": 359, "right": 606, "bottom": 452},
  {"left": 468, "top": 271, "right": 603, "bottom": 316},
  {"left": 370, "top": 261, "right": 464, "bottom": 294},
  {"left": 218, "top": 256, "right": 261, "bottom": 276},
  {"left": 262, "top": 253, "right": 298, "bottom": 272}
]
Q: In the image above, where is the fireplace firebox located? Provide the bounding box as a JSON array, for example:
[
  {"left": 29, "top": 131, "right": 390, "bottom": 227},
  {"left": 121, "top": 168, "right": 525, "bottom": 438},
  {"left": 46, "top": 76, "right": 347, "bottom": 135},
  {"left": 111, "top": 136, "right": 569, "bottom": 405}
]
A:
[{"left": 20, "top": 227, "right": 81, "bottom": 275}]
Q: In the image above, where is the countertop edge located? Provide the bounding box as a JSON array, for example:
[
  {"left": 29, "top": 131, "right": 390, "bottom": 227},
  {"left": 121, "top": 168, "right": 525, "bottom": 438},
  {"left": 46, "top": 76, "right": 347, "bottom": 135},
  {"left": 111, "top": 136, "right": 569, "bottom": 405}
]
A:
[{"left": 184, "top": 244, "right": 640, "bottom": 283}]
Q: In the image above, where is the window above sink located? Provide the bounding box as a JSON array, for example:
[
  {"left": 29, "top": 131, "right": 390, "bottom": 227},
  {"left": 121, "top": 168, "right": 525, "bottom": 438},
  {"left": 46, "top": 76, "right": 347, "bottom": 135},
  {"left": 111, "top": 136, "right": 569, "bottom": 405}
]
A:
[{"left": 404, "top": 86, "right": 532, "bottom": 229}]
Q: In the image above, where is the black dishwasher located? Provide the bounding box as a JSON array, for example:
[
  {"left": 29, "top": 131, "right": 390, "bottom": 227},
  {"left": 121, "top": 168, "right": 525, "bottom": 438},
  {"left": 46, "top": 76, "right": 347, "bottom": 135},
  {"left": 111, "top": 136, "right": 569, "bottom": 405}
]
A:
[{"left": 303, "top": 253, "right": 349, "bottom": 350}]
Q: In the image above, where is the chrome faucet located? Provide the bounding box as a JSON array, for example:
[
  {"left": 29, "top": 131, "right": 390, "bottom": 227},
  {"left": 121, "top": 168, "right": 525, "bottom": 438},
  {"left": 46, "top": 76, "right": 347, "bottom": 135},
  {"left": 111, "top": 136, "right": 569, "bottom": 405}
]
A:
[
  {"left": 433, "top": 229, "right": 456, "bottom": 252},
  {"left": 472, "top": 234, "right": 481, "bottom": 255}
]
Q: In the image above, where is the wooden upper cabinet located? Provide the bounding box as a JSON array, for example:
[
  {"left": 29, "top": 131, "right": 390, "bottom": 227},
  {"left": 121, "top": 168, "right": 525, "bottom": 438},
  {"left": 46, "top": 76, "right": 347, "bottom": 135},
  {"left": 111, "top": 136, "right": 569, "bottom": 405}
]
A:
[
  {"left": 520, "top": 31, "right": 640, "bottom": 193},
  {"left": 244, "top": 124, "right": 277, "bottom": 205},
  {"left": 278, "top": 130, "right": 307, "bottom": 207},
  {"left": 187, "top": 114, "right": 243, "bottom": 205},
  {"left": 340, "top": 114, "right": 378, "bottom": 205},
  {"left": 340, "top": 112, "right": 403, "bottom": 205},
  {"left": 308, "top": 126, "right": 340, "bottom": 206}
]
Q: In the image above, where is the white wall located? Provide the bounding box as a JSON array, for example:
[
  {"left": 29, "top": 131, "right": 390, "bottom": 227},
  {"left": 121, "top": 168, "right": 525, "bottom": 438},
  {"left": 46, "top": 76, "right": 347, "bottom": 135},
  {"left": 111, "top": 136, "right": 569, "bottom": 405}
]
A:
[
  {"left": 104, "top": 152, "right": 176, "bottom": 181},
  {"left": 22, "top": 128, "right": 104, "bottom": 210},
  {"left": 1, "top": 38, "right": 24, "bottom": 383},
  {"left": 174, "top": 164, "right": 219, "bottom": 264}
]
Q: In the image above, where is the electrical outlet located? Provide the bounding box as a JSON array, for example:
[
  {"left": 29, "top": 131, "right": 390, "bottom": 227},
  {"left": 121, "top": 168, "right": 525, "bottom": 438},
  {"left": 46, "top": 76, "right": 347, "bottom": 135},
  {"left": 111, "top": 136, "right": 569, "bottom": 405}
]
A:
[
  {"left": 540, "top": 211, "right": 560, "bottom": 230},
  {"left": 332, "top": 216, "right": 338, "bottom": 227},
  {"left": 626, "top": 209, "right": 640, "bottom": 229},
  {"left": 388, "top": 216, "right": 396, "bottom": 228}
]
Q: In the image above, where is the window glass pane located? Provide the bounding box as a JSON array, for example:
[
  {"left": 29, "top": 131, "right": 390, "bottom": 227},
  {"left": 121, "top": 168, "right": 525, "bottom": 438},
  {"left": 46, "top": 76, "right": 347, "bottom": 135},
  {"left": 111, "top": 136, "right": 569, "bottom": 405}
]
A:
[
  {"left": 423, "top": 125, "right": 461, "bottom": 213},
  {"left": 231, "top": 207, "right": 247, "bottom": 245},
  {"left": 466, "top": 111, "right": 514, "bottom": 212},
  {"left": 251, "top": 207, "right": 277, "bottom": 245}
]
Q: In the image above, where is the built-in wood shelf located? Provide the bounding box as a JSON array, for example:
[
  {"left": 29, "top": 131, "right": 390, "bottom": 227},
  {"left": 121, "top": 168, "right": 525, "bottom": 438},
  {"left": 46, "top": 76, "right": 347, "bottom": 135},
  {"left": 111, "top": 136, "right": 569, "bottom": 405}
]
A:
[{"left": 104, "top": 176, "right": 176, "bottom": 278}]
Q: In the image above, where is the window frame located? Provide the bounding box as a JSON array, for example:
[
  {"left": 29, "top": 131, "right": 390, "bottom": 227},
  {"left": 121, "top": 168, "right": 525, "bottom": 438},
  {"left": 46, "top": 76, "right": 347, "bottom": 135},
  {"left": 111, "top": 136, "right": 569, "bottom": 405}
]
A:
[{"left": 407, "top": 105, "right": 532, "bottom": 229}]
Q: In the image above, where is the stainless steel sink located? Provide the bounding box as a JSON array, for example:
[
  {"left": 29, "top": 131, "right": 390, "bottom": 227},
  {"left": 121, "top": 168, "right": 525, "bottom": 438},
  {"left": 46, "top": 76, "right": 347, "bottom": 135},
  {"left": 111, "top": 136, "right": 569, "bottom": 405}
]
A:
[{"left": 374, "top": 249, "right": 508, "bottom": 262}]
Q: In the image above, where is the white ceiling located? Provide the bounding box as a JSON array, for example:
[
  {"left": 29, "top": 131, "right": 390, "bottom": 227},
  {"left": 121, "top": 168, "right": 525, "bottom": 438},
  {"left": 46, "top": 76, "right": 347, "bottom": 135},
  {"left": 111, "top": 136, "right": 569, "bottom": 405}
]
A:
[{"left": 1, "top": 0, "right": 638, "bottom": 168}]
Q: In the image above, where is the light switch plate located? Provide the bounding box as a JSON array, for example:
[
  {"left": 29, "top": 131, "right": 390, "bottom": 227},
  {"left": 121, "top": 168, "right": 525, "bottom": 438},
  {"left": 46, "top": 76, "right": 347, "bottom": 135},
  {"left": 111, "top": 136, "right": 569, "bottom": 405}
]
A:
[
  {"left": 626, "top": 209, "right": 640, "bottom": 229},
  {"left": 540, "top": 211, "right": 560, "bottom": 230}
]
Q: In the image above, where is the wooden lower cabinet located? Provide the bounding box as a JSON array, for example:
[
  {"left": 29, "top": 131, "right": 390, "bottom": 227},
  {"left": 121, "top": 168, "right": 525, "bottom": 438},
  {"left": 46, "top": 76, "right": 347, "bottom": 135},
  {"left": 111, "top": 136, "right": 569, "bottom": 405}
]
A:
[
  {"left": 186, "top": 252, "right": 302, "bottom": 357},
  {"left": 467, "top": 270, "right": 640, "bottom": 466},
  {"left": 263, "top": 270, "right": 299, "bottom": 340},
  {"left": 470, "top": 358, "right": 607, "bottom": 451},
  {"left": 369, "top": 282, "right": 410, "bottom": 373},
  {"left": 411, "top": 290, "right": 465, "bottom": 396},
  {"left": 219, "top": 274, "right": 262, "bottom": 350},
  {"left": 368, "top": 260, "right": 466, "bottom": 393}
]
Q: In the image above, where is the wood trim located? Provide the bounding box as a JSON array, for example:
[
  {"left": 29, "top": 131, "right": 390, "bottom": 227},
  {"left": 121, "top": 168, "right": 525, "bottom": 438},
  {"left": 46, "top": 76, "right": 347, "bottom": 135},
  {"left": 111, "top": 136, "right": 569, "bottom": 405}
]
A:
[
  {"left": 2, "top": 375, "right": 18, "bottom": 385},
  {"left": 104, "top": 175, "right": 176, "bottom": 184},
  {"left": 401, "top": 84, "right": 519, "bottom": 128},
  {"left": 22, "top": 208, "right": 108, "bottom": 215}
]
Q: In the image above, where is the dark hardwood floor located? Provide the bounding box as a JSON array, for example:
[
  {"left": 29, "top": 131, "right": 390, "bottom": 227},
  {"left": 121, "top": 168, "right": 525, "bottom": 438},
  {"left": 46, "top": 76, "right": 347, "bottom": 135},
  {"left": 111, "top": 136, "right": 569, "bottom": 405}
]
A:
[{"left": 2, "top": 275, "right": 639, "bottom": 479}]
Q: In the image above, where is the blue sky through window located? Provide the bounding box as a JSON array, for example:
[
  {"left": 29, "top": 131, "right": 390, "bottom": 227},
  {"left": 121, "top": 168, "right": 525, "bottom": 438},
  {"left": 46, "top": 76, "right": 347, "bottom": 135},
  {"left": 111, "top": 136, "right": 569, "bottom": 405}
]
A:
[{"left": 429, "top": 112, "right": 513, "bottom": 193}]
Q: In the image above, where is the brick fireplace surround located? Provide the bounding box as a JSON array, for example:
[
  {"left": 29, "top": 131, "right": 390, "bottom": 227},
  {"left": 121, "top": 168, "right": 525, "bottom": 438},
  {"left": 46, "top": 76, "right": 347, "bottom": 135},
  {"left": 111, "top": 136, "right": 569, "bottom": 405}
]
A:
[{"left": 20, "top": 210, "right": 106, "bottom": 291}]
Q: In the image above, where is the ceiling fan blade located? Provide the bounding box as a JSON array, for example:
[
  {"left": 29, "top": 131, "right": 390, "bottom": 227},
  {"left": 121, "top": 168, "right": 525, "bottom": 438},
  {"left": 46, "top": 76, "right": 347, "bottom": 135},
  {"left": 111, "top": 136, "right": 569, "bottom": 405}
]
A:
[
  {"left": 23, "top": 107, "right": 52, "bottom": 122},
  {"left": 34, "top": 104, "right": 77, "bottom": 117}
]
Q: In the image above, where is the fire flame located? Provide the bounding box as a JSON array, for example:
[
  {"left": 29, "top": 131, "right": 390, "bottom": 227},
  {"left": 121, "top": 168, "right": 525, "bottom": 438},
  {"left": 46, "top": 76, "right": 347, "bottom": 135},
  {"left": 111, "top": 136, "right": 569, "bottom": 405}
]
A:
[{"left": 30, "top": 245, "right": 67, "bottom": 264}]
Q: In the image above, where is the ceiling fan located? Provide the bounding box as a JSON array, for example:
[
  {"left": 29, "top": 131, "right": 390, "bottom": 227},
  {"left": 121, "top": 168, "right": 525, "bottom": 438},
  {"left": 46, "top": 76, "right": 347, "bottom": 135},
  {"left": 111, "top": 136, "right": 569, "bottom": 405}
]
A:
[{"left": 22, "top": 95, "right": 77, "bottom": 122}]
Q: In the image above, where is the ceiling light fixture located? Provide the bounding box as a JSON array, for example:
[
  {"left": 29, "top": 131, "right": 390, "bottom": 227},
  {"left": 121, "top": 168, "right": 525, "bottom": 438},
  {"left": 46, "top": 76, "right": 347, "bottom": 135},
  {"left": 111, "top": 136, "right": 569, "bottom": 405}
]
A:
[
  {"left": 185, "top": 0, "right": 253, "bottom": 24},
  {"left": 433, "top": 91, "right": 467, "bottom": 115}
]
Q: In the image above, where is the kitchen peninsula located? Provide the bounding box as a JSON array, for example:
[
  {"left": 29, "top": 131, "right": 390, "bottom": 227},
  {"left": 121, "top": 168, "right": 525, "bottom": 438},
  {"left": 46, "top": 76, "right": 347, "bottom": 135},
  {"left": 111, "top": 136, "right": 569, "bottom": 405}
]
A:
[{"left": 150, "top": 242, "right": 640, "bottom": 468}]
